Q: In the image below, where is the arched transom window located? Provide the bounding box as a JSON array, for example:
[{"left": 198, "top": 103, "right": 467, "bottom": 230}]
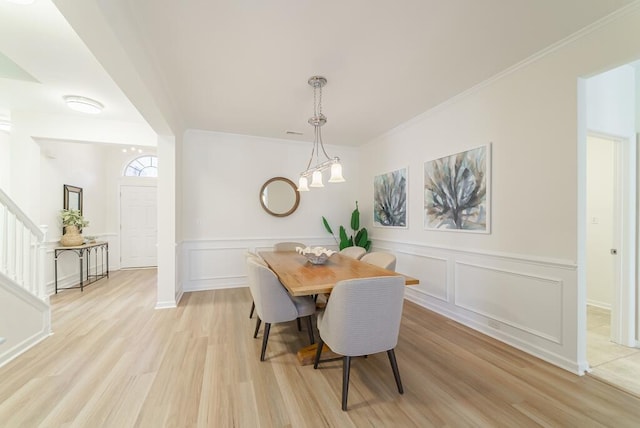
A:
[{"left": 124, "top": 155, "right": 158, "bottom": 177}]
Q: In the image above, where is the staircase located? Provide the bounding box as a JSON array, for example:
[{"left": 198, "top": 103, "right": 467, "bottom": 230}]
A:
[{"left": 0, "top": 187, "right": 51, "bottom": 368}]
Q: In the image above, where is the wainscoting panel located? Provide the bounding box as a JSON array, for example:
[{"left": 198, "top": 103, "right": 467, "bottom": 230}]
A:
[
  {"left": 454, "top": 261, "right": 563, "bottom": 344},
  {"left": 374, "top": 238, "right": 579, "bottom": 374},
  {"left": 182, "top": 237, "right": 334, "bottom": 292},
  {"left": 395, "top": 250, "right": 448, "bottom": 302},
  {"left": 188, "top": 247, "right": 248, "bottom": 290}
]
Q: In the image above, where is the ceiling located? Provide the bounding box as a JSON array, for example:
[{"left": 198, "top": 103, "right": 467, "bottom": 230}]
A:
[{"left": 0, "top": 0, "right": 636, "bottom": 147}]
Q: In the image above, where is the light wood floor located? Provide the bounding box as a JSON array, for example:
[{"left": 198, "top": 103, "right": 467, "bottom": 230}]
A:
[
  {"left": 2, "top": 270, "right": 640, "bottom": 427},
  {"left": 587, "top": 305, "right": 640, "bottom": 396}
]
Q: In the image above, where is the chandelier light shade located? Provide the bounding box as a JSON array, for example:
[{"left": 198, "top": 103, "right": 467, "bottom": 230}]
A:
[
  {"left": 63, "top": 95, "right": 104, "bottom": 114},
  {"left": 297, "top": 76, "right": 345, "bottom": 191}
]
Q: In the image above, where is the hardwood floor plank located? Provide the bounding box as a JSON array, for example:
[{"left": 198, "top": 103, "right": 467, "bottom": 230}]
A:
[{"left": 1, "top": 270, "right": 640, "bottom": 427}]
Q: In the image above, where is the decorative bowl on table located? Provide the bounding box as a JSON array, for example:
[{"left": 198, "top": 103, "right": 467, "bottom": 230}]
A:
[{"left": 296, "top": 246, "right": 336, "bottom": 265}]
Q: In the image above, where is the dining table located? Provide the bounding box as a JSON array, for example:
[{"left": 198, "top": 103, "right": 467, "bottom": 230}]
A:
[{"left": 258, "top": 250, "right": 419, "bottom": 364}]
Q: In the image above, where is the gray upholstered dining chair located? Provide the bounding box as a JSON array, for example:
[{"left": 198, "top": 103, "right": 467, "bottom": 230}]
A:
[
  {"left": 273, "top": 241, "right": 305, "bottom": 251},
  {"left": 360, "top": 251, "right": 396, "bottom": 271},
  {"left": 246, "top": 251, "right": 266, "bottom": 319},
  {"left": 339, "top": 246, "right": 367, "bottom": 260},
  {"left": 313, "top": 275, "right": 406, "bottom": 410},
  {"left": 246, "top": 258, "right": 316, "bottom": 361}
]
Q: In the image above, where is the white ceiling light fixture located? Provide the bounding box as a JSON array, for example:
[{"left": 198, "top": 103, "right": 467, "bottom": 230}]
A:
[
  {"left": 297, "top": 76, "right": 345, "bottom": 192},
  {"left": 0, "top": 119, "right": 11, "bottom": 133},
  {"left": 63, "top": 95, "right": 104, "bottom": 114}
]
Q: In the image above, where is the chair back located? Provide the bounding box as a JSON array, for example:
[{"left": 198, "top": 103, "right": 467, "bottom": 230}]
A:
[
  {"left": 273, "top": 242, "right": 305, "bottom": 251},
  {"left": 245, "top": 251, "right": 266, "bottom": 265},
  {"left": 246, "top": 258, "right": 298, "bottom": 323},
  {"left": 319, "top": 276, "right": 405, "bottom": 356},
  {"left": 339, "top": 246, "right": 366, "bottom": 260},
  {"left": 360, "top": 251, "right": 396, "bottom": 271}
]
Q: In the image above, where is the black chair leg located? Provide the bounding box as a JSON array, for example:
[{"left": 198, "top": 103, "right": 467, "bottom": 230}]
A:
[
  {"left": 253, "top": 317, "right": 261, "bottom": 338},
  {"left": 260, "top": 323, "right": 271, "bottom": 361},
  {"left": 249, "top": 301, "right": 255, "bottom": 318},
  {"left": 313, "top": 338, "right": 324, "bottom": 369},
  {"left": 306, "top": 315, "right": 315, "bottom": 344},
  {"left": 387, "top": 349, "right": 404, "bottom": 394},
  {"left": 342, "top": 356, "right": 351, "bottom": 411}
]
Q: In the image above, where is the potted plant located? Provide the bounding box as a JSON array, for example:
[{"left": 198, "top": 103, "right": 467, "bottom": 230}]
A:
[
  {"left": 322, "top": 201, "right": 372, "bottom": 251},
  {"left": 60, "top": 209, "right": 89, "bottom": 247}
]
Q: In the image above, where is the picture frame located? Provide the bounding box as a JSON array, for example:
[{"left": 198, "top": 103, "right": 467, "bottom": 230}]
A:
[
  {"left": 423, "top": 144, "right": 491, "bottom": 233},
  {"left": 373, "top": 167, "right": 408, "bottom": 228},
  {"left": 63, "top": 184, "right": 83, "bottom": 214}
]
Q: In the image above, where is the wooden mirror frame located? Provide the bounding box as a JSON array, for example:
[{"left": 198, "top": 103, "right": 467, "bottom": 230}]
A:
[
  {"left": 63, "top": 184, "right": 83, "bottom": 214},
  {"left": 259, "top": 177, "right": 300, "bottom": 217}
]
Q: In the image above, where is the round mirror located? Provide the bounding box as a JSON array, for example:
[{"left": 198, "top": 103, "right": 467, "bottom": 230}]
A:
[{"left": 259, "top": 177, "right": 300, "bottom": 217}]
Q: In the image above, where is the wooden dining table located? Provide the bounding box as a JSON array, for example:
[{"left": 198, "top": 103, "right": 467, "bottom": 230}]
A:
[
  {"left": 258, "top": 250, "right": 419, "bottom": 364},
  {"left": 258, "top": 250, "right": 419, "bottom": 297}
]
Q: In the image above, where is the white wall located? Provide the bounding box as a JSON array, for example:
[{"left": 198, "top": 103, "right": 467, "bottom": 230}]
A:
[
  {"left": 355, "top": 7, "right": 640, "bottom": 374},
  {"left": 0, "top": 274, "right": 50, "bottom": 368},
  {"left": 586, "top": 64, "right": 636, "bottom": 138},
  {"left": 180, "top": 130, "right": 359, "bottom": 291}
]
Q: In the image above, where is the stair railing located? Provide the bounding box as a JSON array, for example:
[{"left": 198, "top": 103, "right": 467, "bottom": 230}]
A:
[{"left": 0, "top": 187, "right": 47, "bottom": 300}]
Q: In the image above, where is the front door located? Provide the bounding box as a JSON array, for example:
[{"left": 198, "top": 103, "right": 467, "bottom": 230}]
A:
[{"left": 120, "top": 185, "right": 157, "bottom": 268}]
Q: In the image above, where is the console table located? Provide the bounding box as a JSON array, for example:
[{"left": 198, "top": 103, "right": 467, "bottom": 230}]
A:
[{"left": 54, "top": 241, "right": 109, "bottom": 293}]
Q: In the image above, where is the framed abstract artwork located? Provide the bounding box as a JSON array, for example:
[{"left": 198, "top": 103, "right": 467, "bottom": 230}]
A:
[
  {"left": 373, "top": 167, "right": 408, "bottom": 228},
  {"left": 424, "top": 144, "right": 490, "bottom": 233}
]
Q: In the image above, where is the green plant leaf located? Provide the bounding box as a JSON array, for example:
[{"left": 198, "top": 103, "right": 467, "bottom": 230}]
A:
[
  {"left": 355, "top": 228, "right": 368, "bottom": 248},
  {"left": 339, "top": 226, "right": 350, "bottom": 250},
  {"left": 322, "top": 216, "right": 333, "bottom": 235},
  {"left": 351, "top": 201, "right": 360, "bottom": 231}
]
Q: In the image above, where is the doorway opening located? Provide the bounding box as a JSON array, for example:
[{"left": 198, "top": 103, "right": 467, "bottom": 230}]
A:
[
  {"left": 580, "top": 61, "right": 639, "bottom": 395},
  {"left": 585, "top": 133, "right": 639, "bottom": 393}
]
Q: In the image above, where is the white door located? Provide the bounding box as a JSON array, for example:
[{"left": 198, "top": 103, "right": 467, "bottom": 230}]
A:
[
  {"left": 586, "top": 133, "right": 636, "bottom": 347},
  {"left": 120, "top": 185, "right": 157, "bottom": 268}
]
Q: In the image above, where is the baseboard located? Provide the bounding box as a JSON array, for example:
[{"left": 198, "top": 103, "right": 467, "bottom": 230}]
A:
[{"left": 0, "top": 329, "right": 52, "bottom": 369}]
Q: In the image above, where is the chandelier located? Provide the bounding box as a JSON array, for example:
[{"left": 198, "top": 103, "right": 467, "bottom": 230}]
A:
[{"left": 297, "top": 76, "right": 345, "bottom": 192}]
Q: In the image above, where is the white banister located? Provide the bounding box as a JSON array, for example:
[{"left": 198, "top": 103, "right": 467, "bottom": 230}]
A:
[{"left": 0, "top": 187, "right": 47, "bottom": 301}]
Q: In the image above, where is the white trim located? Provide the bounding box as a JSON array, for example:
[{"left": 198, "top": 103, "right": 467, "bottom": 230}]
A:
[
  {"left": 372, "top": 238, "right": 576, "bottom": 269},
  {"left": 0, "top": 330, "right": 51, "bottom": 369}
]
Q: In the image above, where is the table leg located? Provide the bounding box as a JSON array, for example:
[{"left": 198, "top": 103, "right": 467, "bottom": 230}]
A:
[
  {"left": 297, "top": 343, "right": 340, "bottom": 365},
  {"left": 54, "top": 251, "right": 58, "bottom": 294},
  {"left": 79, "top": 249, "right": 84, "bottom": 292}
]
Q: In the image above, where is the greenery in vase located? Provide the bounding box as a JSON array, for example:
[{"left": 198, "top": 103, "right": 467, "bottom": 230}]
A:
[
  {"left": 322, "top": 201, "right": 371, "bottom": 251},
  {"left": 60, "top": 209, "right": 89, "bottom": 229}
]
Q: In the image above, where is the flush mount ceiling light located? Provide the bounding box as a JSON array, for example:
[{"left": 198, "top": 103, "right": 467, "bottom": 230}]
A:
[
  {"left": 63, "top": 95, "right": 104, "bottom": 114},
  {"left": 297, "top": 76, "right": 345, "bottom": 192}
]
